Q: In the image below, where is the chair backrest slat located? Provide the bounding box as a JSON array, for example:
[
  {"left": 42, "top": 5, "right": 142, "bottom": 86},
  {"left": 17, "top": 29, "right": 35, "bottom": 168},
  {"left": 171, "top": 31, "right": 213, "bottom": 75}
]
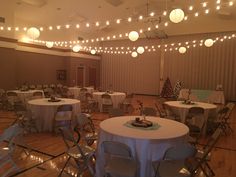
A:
[{"left": 102, "top": 141, "right": 133, "bottom": 158}]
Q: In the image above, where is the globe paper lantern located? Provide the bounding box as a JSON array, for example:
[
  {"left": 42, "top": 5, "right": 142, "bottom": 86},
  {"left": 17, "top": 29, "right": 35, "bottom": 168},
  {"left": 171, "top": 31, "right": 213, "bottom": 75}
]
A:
[
  {"left": 131, "top": 51, "right": 138, "bottom": 58},
  {"left": 72, "top": 45, "right": 81, "bottom": 52},
  {"left": 128, "top": 31, "right": 139, "bottom": 41},
  {"left": 204, "top": 39, "right": 214, "bottom": 47},
  {"left": 178, "top": 47, "right": 187, "bottom": 54},
  {"left": 46, "top": 41, "right": 54, "bottom": 48},
  {"left": 91, "top": 49, "right": 96, "bottom": 55},
  {"left": 27, "top": 27, "right": 40, "bottom": 39},
  {"left": 137, "top": 46, "right": 145, "bottom": 54},
  {"left": 169, "top": 8, "right": 185, "bottom": 23}
]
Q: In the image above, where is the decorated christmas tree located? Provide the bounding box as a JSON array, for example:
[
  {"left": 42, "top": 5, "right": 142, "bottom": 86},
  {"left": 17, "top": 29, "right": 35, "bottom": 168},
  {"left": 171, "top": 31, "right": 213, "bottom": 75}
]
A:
[
  {"left": 173, "top": 80, "right": 182, "bottom": 98},
  {"left": 160, "top": 77, "right": 174, "bottom": 98}
]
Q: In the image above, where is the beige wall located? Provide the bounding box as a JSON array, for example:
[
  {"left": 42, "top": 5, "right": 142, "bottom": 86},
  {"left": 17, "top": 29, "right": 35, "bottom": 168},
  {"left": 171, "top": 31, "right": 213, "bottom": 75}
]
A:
[
  {"left": 163, "top": 32, "right": 236, "bottom": 101},
  {"left": 0, "top": 48, "right": 17, "bottom": 89},
  {"left": 66, "top": 57, "right": 100, "bottom": 88},
  {"left": 101, "top": 32, "right": 236, "bottom": 101},
  {"left": 101, "top": 39, "right": 161, "bottom": 95},
  {"left": 0, "top": 47, "right": 100, "bottom": 90}
]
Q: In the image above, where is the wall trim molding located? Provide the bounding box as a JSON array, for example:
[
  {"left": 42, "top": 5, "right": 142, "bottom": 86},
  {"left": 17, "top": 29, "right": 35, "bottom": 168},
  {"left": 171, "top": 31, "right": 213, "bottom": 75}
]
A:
[{"left": 0, "top": 37, "right": 101, "bottom": 60}]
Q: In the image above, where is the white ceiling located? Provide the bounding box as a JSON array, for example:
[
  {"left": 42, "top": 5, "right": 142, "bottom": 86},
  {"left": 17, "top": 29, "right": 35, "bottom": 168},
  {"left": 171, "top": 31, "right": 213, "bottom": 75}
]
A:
[{"left": 0, "top": 0, "right": 236, "bottom": 43}]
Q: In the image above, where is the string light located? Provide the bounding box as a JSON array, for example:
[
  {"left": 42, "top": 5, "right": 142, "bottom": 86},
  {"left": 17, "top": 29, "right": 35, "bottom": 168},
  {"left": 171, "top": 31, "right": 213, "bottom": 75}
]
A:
[
  {"left": 30, "top": 33, "right": 236, "bottom": 56},
  {"left": 1, "top": 1, "right": 231, "bottom": 34}
]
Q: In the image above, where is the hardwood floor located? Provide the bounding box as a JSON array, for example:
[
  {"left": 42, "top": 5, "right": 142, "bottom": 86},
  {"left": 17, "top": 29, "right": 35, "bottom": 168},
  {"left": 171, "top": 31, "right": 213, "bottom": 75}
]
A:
[{"left": 0, "top": 95, "right": 235, "bottom": 177}]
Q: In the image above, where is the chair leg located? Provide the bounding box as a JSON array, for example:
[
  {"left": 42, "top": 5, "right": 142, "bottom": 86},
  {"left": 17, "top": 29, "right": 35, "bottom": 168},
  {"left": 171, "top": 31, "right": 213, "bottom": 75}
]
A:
[
  {"left": 205, "top": 162, "right": 215, "bottom": 176},
  {"left": 58, "top": 156, "right": 71, "bottom": 177}
]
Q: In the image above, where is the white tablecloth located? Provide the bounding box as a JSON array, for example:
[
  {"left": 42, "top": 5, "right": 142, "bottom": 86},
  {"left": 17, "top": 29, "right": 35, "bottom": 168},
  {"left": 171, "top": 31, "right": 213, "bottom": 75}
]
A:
[
  {"left": 10, "top": 90, "right": 44, "bottom": 105},
  {"left": 68, "top": 87, "right": 94, "bottom": 98},
  {"left": 28, "top": 98, "right": 80, "bottom": 132},
  {"left": 165, "top": 101, "right": 217, "bottom": 135},
  {"left": 96, "top": 116, "right": 189, "bottom": 177},
  {"left": 93, "top": 92, "right": 126, "bottom": 112},
  {"left": 178, "top": 89, "right": 225, "bottom": 104}
]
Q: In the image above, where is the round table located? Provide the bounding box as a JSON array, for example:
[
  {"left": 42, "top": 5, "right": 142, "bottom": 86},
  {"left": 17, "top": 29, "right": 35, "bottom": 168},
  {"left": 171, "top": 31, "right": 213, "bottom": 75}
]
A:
[
  {"left": 96, "top": 116, "right": 189, "bottom": 177},
  {"left": 93, "top": 92, "right": 126, "bottom": 112},
  {"left": 68, "top": 87, "right": 94, "bottom": 99},
  {"left": 28, "top": 98, "right": 81, "bottom": 132},
  {"left": 10, "top": 90, "right": 44, "bottom": 104},
  {"left": 165, "top": 101, "right": 217, "bottom": 135}
]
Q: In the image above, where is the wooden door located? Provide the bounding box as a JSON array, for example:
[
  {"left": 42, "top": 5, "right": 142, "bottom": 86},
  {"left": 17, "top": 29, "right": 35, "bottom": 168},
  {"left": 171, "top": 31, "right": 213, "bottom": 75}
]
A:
[
  {"left": 89, "top": 67, "right": 96, "bottom": 88},
  {"left": 77, "top": 67, "right": 84, "bottom": 87}
]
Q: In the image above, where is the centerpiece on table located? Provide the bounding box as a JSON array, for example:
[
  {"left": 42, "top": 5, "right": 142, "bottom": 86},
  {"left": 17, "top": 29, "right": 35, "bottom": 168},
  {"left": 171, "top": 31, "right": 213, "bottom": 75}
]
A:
[
  {"left": 182, "top": 89, "right": 195, "bottom": 105},
  {"left": 129, "top": 100, "right": 154, "bottom": 127},
  {"left": 48, "top": 95, "right": 61, "bottom": 102},
  {"left": 131, "top": 117, "right": 153, "bottom": 128}
]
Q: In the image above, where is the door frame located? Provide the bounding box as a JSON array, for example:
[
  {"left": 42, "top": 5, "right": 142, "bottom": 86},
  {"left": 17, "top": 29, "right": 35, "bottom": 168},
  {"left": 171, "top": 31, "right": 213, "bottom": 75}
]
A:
[{"left": 76, "top": 66, "right": 86, "bottom": 87}]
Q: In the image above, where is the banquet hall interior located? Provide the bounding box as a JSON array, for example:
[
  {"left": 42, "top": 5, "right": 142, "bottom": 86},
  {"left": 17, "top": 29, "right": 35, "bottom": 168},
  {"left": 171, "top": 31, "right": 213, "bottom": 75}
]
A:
[{"left": 0, "top": 0, "right": 236, "bottom": 177}]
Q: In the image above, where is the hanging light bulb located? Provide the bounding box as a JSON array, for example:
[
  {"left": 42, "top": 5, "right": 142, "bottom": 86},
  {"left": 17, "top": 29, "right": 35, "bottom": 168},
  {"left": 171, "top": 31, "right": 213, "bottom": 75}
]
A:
[
  {"left": 46, "top": 41, "right": 54, "bottom": 48},
  {"left": 169, "top": 8, "right": 185, "bottom": 23},
  {"left": 91, "top": 49, "right": 96, "bottom": 55},
  {"left": 178, "top": 47, "right": 187, "bottom": 54},
  {"left": 131, "top": 51, "right": 138, "bottom": 58},
  {"left": 72, "top": 45, "right": 81, "bottom": 52},
  {"left": 27, "top": 27, "right": 40, "bottom": 39},
  {"left": 137, "top": 46, "right": 145, "bottom": 54},
  {"left": 204, "top": 39, "right": 214, "bottom": 47},
  {"left": 128, "top": 31, "right": 139, "bottom": 41}
]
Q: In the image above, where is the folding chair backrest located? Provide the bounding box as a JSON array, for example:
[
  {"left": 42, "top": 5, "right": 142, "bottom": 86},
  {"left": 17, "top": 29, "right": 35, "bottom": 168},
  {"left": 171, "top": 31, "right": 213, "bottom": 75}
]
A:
[
  {"left": 155, "top": 103, "right": 167, "bottom": 118},
  {"left": 80, "top": 88, "right": 88, "bottom": 92},
  {"left": 29, "top": 85, "right": 36, "bottom": 89},
  {"left": 0, "top": 124, "right": 23, "bottom": 145},
  {"left": 163, "top": 144, "right": 197, "bottom": 160},
  {"left": 85, "top": 92, "right": 93, "bottom": 100},
  {"left": 123, "top": 93, "right": 133, "bottom": 103},
  {"left": 55, "top": 105, "right": 73, "bottom": 121},
  {"left": 59, "top": 127, "right": 80, "bottom": 149},
  {"left": 76, "top": 113, "right": 95, "bottom": 133},
  {"left": 33, "top": 91, "right": 43, "bottom": 97},
  {"left": 188, "top": 107, "right": 204, "bottom": 115},
  {"left": 225, "top": 102, "right": 235, "bottom": 118},
  {"left": 191, "top": 128, "right": 222, "bottom": 174},
  {"left": 102, "top": 141, "right": 133, "bottom": 158},
  {"left": 7, "top": 91, "right": 17, "bottom": 97},
  {"left": 101, "top": 94, "right": 112, "bottom": 105},
  {"left": 142, "top": 107, "right": 157, "bottom": 116},
  {"left": 6, "top": 91, "right": 19, "bottom": 105},
  {"left": 109, "top": 108, "right": 124, "bottom": 117}
]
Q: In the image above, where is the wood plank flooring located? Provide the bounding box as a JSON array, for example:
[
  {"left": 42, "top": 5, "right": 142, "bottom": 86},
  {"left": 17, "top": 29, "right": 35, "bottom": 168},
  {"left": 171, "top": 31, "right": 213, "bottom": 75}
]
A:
[{"left": 0, "top": 95, "right": 235, "bottom": 177}]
